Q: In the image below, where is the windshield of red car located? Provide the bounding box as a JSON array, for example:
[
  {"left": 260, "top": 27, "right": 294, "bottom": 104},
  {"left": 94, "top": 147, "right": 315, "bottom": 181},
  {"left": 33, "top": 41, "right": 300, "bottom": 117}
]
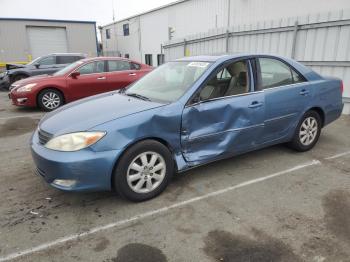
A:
[{"left": 125, "top": 61, "right": 212, "bottom": 103}]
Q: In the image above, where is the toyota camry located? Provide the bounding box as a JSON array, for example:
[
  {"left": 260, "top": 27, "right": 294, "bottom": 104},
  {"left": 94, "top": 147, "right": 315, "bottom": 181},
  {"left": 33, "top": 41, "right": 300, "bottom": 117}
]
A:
[{"left": 31, "top": 54, "right": 344, "bottom": 201}]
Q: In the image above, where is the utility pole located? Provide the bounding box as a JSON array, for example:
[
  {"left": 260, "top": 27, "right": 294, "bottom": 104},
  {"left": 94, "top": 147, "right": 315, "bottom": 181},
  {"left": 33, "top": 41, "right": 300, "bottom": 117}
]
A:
[
  {"left": 112, "top": 0, "right": 116, "bottom": 22},
  {"left": 98, "top": 26, "right": 103, "bottom": 56},
  {"left": 111, "top": 0, "right": 118, "bottom": 56},
  {"left": 138, "top": 17, "right": 142, "bottom": 62},
  {"left": 227, "top": 0, "right": 231, "bottom": 28}
]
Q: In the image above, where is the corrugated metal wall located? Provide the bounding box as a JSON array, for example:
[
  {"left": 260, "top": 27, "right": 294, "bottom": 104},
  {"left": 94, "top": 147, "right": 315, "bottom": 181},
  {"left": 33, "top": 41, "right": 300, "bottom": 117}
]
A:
[{"left": 163, "top": 9, "right": 350, "bottom": 113}]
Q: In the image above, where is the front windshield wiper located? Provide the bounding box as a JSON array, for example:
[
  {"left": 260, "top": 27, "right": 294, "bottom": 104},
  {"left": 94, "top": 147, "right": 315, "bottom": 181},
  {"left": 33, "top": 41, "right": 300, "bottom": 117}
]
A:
[{"left": 125, "top": 93, "right": 151, "bottom": 101}]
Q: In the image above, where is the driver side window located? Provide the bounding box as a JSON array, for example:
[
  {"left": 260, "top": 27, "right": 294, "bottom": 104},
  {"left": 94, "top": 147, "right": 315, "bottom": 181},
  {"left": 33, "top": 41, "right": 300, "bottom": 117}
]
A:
[
  {"left": 77, "top": 61, "right": 105, "bottom": 75},
  {"left": 198, "top": 60, "right": 250, "bottom": 102}
]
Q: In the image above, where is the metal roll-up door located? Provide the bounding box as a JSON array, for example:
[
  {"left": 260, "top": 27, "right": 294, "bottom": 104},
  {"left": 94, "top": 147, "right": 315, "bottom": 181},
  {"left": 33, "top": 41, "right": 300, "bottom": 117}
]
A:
[{"left": 27, "top": 26, "right": 68, "bottom": 58}]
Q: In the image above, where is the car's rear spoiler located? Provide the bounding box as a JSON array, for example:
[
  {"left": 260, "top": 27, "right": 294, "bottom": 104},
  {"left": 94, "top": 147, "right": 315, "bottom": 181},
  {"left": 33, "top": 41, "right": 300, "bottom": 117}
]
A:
[{"left": 6, "top": 63, "right": 25, "bottom": 70}]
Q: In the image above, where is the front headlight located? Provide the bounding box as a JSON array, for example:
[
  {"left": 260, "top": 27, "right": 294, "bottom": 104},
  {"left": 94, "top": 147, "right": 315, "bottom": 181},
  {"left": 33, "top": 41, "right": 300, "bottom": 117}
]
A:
[
  {"left": 17, "top": 83, "right": 37, "bottom": 92},
  {"left": 45, "top": 131, "right": 106, "bottom": 152}
]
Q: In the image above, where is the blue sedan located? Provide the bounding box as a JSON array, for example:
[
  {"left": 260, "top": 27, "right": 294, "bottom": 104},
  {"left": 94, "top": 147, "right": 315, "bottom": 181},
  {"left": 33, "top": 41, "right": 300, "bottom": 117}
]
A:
[{"left": 31, "top": 54, "right": 344, "bottom": 201}]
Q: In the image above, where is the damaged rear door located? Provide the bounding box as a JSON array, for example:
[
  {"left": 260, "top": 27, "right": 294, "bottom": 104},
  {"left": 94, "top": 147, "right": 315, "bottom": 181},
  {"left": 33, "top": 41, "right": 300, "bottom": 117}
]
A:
[{"left": 180, "top": 59, "right": 265, "bottom": 163}]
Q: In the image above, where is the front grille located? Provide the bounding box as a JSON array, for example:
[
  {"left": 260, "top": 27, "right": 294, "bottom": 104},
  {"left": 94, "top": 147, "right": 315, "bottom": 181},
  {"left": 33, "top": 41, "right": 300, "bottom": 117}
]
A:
[{"left": 38, "top": 129, "right": 52, "bottom": 145}]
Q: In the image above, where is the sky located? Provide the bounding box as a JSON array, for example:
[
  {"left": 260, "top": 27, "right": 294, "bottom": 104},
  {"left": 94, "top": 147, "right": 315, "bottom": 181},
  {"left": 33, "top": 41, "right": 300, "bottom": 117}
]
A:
[{"left": 0, "top": 0, "right": 176, "bottom": 26}]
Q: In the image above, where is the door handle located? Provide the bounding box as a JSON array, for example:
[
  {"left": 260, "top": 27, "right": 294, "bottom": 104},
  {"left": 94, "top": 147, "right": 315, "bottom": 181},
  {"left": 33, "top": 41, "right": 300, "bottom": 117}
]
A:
[
  {"left": 181, "top": 129, "right": 188, "bottom": 135},
  {"left": 129, "top": 73, "right": 137, "bottom": 76},
  {"left": 248, "top": 101, "right": 263, "bottom": 109},
  {"left": 97, "top": 77, "right": 106, "bottom": 80},
  {"left": 300, "top": 89, "right": 309, "bottom": 96}
]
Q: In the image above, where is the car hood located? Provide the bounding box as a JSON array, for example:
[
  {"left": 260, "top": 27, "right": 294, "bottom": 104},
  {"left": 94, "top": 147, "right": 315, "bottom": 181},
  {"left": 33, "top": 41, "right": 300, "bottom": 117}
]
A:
[
  {"left": 39, "top": 92, "right": 165, "bottom": 135},
  {"left": 11, "top": 74, "right": 61, "bottom": 89}
]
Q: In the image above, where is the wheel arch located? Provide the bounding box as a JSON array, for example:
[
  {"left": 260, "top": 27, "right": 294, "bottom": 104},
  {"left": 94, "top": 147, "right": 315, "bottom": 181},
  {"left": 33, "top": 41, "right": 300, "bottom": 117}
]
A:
[
  {"left": 110, "top": 136, "right": 178, "bottom": 191},
  {"left": 306, "top": 106, "right": 325, "bottom": 127}
]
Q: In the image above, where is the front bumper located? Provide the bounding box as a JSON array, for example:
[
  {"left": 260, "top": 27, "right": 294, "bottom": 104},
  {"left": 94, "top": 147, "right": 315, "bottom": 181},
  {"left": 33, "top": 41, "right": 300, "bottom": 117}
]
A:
[
  {"left": 9, "top": 90, "right": 36, "bottom": 107},
  {"left": 30, "top": 129, "right": 122, "bottom": 192},
  {"left": 0, "top": 75, "right": 10, "bottom": 90}
]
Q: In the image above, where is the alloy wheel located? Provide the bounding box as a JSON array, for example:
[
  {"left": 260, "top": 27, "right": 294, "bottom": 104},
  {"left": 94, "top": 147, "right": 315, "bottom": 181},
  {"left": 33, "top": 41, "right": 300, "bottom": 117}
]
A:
[
  {"left": 42, "top": 92, "right": 61, "bottom": 110},
  {"left": 126, "top": 151, "right": 166, "bottom": 194},
  {"left": 299, "top": 116, "right": 318, "bottom": 146}
]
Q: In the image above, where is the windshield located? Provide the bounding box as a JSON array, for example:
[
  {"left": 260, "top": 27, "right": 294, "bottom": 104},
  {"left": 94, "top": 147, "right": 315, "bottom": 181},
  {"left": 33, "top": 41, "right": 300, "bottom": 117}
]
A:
[
  {"left": 53, "top": 61, "right": 84, "bottom": 76},
  {"left": 125, "top": 61, "right": 211, "bottom": 103}
]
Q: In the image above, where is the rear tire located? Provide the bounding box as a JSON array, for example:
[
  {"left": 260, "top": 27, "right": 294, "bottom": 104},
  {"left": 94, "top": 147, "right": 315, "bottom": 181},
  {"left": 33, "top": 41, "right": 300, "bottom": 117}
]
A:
[
  {"left": 37, "top": 89, "right": 64, "bottom": 111},
  {"left": 288, "top": 110, "right": 321, "bottom": 152},
  {"left": 113, "top": 140, "right": 174, "bottom": 202}
]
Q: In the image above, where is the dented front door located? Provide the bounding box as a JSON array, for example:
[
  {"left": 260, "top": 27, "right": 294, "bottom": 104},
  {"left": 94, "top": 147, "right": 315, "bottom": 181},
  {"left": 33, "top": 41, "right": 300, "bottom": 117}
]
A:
[{"left": 181, "top": 92, "right": 265, "bottom": 163}]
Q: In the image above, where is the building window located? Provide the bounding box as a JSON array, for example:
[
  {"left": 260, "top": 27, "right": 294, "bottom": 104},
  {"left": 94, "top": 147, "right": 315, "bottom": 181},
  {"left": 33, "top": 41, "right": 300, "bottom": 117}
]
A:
[
  {"left": 157, "top": 54, "right": 165, "bottom": 66},
  {"left": 145, "top": 54, "right": 153, "bottom": 66},
  {"left": 106, "top": 29, "right": 111, "bottom": 39},
  {"left": 123, "top": 23, "right": 129, "bottom": 36},
  {"left": 125, "top": 54, "right": 130, "bottom": 59}
]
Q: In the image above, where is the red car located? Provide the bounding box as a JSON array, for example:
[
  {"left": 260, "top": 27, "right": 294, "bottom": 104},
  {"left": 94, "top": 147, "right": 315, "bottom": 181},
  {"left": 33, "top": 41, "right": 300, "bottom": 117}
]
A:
[{"left": 9, "top": 57, "right": 153, "bottom": 111}]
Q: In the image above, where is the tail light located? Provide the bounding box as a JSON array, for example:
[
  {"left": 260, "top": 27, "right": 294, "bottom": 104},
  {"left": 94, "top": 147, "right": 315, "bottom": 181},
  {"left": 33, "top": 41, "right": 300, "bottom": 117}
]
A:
[{"left": 340, "top": 80, "right": 344, "bottom": 94}]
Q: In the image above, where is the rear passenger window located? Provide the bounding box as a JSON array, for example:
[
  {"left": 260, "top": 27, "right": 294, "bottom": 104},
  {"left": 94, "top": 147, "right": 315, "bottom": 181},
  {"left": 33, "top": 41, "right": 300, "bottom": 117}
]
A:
[
  {"left": 258, "top": 58, "right": 305, "bottom": 89},
  {"left": 108, "top": 60, "right": 131, "bottom": 72}
]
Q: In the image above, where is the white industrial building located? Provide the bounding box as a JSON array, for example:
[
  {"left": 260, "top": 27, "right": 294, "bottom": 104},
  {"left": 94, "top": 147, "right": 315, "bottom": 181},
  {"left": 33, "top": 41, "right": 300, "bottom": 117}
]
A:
[
  {"left": 0, "top": 18, "right": 98, "bottom": 64},
  {"left": 102, "top": 0, "right": 350, "bottom": 113}
]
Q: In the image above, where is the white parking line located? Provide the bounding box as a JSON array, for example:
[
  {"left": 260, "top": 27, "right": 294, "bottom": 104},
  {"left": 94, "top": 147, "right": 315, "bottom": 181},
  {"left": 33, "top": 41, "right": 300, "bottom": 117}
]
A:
[
  {"left": 324, "top": 150, "right": 350, "bottom": 160},
  {"left": 0, "top": 114, "right": 43, "bottom": 121},
  {"left": 0, "top": 159, "right": 321, "bottom": 262}
]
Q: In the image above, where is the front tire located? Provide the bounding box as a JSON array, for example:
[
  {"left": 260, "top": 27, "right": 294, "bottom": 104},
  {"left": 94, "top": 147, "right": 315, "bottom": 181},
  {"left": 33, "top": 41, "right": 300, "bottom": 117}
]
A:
[
  {"left": 113, "top": 140, "right": 174, "bottom": 202},
  {"left": 288, "top": 110, "right": 321, "bottom": 152},
  {"left": 37, "top": 89, "right": 64, "bottom": 111}
]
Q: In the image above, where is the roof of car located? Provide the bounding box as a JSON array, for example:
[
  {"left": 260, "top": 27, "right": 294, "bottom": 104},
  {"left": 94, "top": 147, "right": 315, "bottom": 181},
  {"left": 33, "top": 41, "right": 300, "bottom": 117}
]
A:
[
  {"left": 176, "top": 53, "right": 287, "bottom": 62},
  {"left": 49, "top": 53, "right": 86, "bottom": 56},
  {"left": 79, "top": 56, "right": 144, "bottom": 65}
]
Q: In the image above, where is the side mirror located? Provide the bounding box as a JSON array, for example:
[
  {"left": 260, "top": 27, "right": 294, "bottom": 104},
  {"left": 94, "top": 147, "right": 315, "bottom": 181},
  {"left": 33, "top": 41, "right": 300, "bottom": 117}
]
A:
[
  {"left": 70, "top": 71, "right": 80, "bottom": 79},
  {"left": 34, "top": 63, "right": 40, "bottom": 68}
]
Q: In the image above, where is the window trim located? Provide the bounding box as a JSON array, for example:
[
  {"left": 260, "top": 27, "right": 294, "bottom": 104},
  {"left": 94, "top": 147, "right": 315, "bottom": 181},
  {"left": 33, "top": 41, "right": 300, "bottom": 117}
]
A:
[
  {"left": 255, "top": 56, "right": 307, "bottom": 91},
  {"left": 186, "top": 58, "right": 255, "bottom": 107}
]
